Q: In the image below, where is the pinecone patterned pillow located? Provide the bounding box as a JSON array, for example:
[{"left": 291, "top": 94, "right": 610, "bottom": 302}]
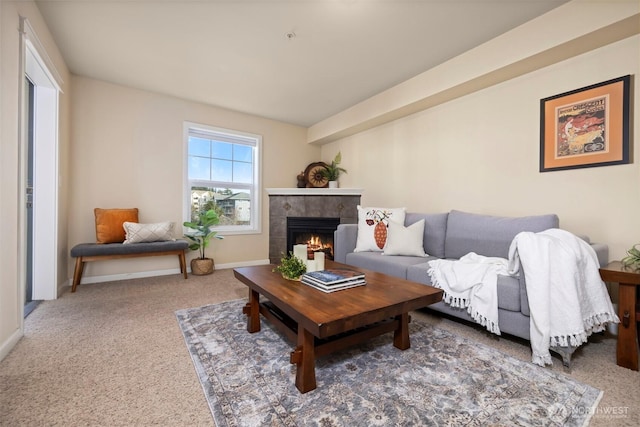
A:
[{"left": 354, "top": 206, "right": 406, "bottom": 252}]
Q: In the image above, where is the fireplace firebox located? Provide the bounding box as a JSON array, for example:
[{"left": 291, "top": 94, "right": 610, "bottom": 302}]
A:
[
  {"left": 287, "top": 217, "right": 340, "bottom": 260},
  {"left": 267, "top": 188, "right": 362, "bottom": 263}
]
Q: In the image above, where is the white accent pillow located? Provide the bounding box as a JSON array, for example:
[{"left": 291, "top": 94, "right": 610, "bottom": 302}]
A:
[
  {"left": 383, "top": 219, "right": 428, "bottom": 257},
  {"left": 123, "top": 221, "right": 175, "bottom": 244},
  {"left": 354, "top": 206, "right": 406, "bottom": 252}
]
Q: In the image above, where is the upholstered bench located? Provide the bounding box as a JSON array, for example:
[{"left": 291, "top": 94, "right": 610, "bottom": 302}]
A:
[{"left": 70, "top": 240, "right": 189, "bottom": 292}]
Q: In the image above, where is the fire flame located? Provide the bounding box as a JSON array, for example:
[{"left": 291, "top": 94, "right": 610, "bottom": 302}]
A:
[
  {"left": 301, "top": 235, "right": 334, "bottom": 260},
  {"left": 306, "top": 235, "right": 331, "bottom": 250}
]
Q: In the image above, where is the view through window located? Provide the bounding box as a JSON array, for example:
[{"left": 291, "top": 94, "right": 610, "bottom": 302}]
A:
[{"left": 185, "top": 123, "right": 261, "bottom": 233}]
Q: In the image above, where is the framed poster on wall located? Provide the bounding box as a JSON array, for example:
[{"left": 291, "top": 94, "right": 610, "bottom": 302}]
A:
[{"left": 539, "top": 75, "right": 630, "bottom": 172}]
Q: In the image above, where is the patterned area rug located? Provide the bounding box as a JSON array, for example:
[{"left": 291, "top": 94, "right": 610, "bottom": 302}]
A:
[{"left": 176, "top": 299, "right": 602, "bottom": 426}]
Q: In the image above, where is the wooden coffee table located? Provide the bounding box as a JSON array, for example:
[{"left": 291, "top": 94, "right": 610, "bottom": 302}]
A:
[{"left": 233, "top": 261, "right": 443, "bottom": 393}]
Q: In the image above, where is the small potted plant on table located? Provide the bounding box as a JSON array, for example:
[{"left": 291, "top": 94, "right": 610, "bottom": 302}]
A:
[
  {"left": 183, "top": 209, "right": 224, "bottom": 275},
  {"left": 273, "top": 252, "right": 307, "bottom": 281}
]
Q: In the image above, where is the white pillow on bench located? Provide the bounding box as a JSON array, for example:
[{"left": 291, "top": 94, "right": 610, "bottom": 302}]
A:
[{"left": 123, "top": 221, "right": 175, "bottom": 244}]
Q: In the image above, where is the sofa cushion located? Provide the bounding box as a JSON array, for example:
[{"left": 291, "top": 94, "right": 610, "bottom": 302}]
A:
[
  {"left": 407, "top": 263, "right": 521, "bottom": 312},
  {"left": 404, "top": 212, "right": 449, "bottom": 258},
  {"left": 444, "top": 210, "right": 559, "bottom": 259},
  {"left": 354, "top": 206, "right": 406, "bottom": 252},
  {"left": 496, "top": 275, "right": 521, "bottom": 312},
  {"left": 383, "top": 219, "right": 427, "bottom": 257},
  {"left": 345, "top": 252, "right": 433, "bottom": 279},
  {"left": 406, "top": 262, "right": 433, "bottom": 285}
]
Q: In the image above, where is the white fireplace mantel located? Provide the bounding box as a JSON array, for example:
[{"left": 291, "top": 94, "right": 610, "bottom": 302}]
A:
[{"left": 266, "top": 188, "right": 364, "bottom": 196}]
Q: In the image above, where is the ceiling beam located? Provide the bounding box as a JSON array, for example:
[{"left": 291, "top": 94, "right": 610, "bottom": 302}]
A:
[{"left": 307, "top": 4, "right": 639, "bottom": 145}]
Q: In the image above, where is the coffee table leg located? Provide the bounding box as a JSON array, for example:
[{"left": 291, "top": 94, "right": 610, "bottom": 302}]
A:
[
  {"left": 291, "top": 326, "right": 316, "bottom": 393},
  {"left": 393, "top": 312, "right": 410, "bottom": 350},
  {"left": 242, "top": 289, "right": 261, "bottom": 333}
]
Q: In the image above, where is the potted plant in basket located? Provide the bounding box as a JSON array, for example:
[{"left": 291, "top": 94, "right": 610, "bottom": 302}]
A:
[
  {"left": 321, "top": 152, "right": 347, "bottom": 188},
  {"left": 183, "top": 209, "right": 224, "bottom": 275}
]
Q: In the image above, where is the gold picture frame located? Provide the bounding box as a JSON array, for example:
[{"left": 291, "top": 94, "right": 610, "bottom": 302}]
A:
[{"left": 540, "top": 75, "right": 630, "bottom": 172}]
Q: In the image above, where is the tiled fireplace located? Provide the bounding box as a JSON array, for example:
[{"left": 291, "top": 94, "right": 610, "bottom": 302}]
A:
[
  {"left": 267, "top": 188, "right": 363, "bottom": 263},
  {"left": 287, "top": 216, "right": 341, "bottom": 260}
]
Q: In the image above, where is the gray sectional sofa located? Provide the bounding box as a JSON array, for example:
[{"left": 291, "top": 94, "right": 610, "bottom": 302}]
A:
[{"left": 334, "top": 210, "right": 609, "bottom": 364}]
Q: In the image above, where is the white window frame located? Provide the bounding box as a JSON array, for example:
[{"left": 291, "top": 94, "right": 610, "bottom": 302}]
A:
[{"left": 183, "top": 122, "right": 262, "bottom": 235}]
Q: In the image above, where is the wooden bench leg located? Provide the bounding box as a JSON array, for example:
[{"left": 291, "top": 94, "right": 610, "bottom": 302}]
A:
[
  {"left": 72, "top": 257, "right": 85, "bottom": 293},
  {"left": 178, "top": 251, "right": 187, "bottom": 279}
]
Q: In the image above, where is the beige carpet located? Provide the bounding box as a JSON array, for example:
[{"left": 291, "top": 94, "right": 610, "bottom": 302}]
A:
[{"left": 0, "top": 269, "right": 638, "bottom": 426}]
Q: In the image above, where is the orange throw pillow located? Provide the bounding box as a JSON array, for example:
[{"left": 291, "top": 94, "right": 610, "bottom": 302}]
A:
[{"left": 94, "top": 208, "right": 139, "bottom": 243}]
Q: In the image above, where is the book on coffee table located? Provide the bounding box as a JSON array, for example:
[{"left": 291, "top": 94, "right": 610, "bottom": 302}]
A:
[
  {"left": 301, "top": 276, "right": 366, "bottom": 293},
  {"left": 302, "top": 274, "right": 365, "bottom": 288},
  {"left": 303, "top": 269, "right": 365, "bottom": 285},
  {"left": 301, "top": 269, "right": 366, "bottom": 293}
]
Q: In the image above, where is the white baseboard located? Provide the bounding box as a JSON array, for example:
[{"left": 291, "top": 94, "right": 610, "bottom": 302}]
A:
[
  {"left": 66, "top": 259, "right": 271, "bottom": 287},
  {"left": 0, "top": 328, "right": 24, "bottom": 363},
  {"left": 214, "top": 259, "right": 271, "bottom": 270}
]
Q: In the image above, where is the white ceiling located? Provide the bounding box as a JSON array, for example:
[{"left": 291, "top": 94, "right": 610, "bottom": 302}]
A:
[{"left": 36, "top": 0, "right": 569, "bottom": 127}]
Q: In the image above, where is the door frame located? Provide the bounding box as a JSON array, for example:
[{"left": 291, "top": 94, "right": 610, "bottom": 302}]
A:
[{"left": 18, "top": 17, "right": 62, "bottom": 310}]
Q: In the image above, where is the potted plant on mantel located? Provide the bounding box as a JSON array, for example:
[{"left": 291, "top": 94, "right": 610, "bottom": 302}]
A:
[
  {"left": 321, "top": 152, "right": 348, "bottom": 188},
  {"left": 183, "top": 209, "right": 224, "bottom": 275}
]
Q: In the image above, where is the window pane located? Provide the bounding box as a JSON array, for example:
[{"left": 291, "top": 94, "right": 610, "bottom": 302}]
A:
[
  {"left": 189, "top": 188, "right": 218, "bottom": 222},
  {"left": 234, "top": 144, "right": 253, "bottom": 162},
  {"left": 190, "top": 187, "right": 252, "bottom": 226},
  {"left": 233, "top": 161, "right": 253, "bottom": 184},
  {"left": 188, "top": 156, "right": 210, "bottom": 180},
  {"left": 212, "top": 159, "right": 232, "bottom": 182},
  {"left": 188, "top": 137, "right": 210, "bottom": 157},
  {"left": 212, "top": 141, "right": 232, "bottom": 160}
]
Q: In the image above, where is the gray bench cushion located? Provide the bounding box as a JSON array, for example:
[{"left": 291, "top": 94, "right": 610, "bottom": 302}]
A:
[{"left": 71, "top": 240, "right": 188, "bottom": 257}]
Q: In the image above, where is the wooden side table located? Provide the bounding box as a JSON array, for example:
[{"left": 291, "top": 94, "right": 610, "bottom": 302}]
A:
[{"left": 599, "top": 261, "right": 640, "bottom": 371}]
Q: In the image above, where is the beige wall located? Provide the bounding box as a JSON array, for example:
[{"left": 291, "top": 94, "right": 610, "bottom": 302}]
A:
[
  {"left": 321, "top": 35, "right": 640, "bottom": 261},
  {"left": 1, "top": 1, "right": 71, "bottom": 359},
  {"left": 2, "top": 0, "right": 638, "bottom": 362},
  {"left": 69, "top": 76, "right": 317, "bottom": 280}
]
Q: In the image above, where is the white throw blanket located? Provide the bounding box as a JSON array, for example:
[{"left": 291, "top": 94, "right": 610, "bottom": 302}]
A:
[
  {"left": 508, "top": 228, "right": 619, "bottom": 366},
  {"left": 427, "top": 252, "right": 509, "bottom": 335}
]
